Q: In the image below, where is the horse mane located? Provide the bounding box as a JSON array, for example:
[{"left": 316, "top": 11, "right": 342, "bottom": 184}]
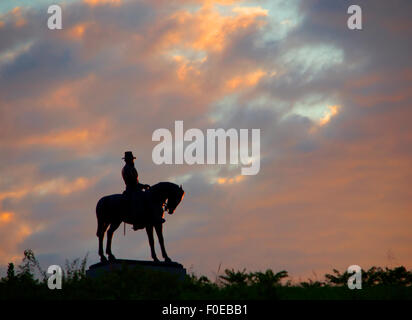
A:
[
  {"left": 152, "top": 181, "right": 180, "bottom": 191},
  {"left": 150, "top": 182, "right": 184, "bottom": 201}
]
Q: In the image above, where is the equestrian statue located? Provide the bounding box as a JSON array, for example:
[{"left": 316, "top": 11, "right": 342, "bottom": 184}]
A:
[{"left": 96, "top": 151, "right": 185, "bottom": 263}]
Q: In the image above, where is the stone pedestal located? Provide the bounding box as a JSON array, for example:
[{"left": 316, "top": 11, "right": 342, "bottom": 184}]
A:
[{"left": 86, "top": 259, "right": 187, "bottom": 280}]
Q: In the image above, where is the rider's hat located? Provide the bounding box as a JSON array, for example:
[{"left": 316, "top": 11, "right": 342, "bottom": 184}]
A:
[{"left": 123, "top": 151, "right": 136, "bottom": 160}]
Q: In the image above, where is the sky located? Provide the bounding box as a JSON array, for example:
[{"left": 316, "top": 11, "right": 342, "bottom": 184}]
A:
[{"left": 0, "top": 0, "right": 411, "bottom": 280}]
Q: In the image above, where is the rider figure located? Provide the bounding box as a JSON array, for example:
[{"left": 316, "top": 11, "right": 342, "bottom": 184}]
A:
[{"left": 122, "top": 151, "right": 149, "bottom": 230}]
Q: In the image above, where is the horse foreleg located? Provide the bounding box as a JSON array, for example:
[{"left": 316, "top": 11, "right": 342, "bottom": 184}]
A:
[
  {"left": 146, "top": 225, "right": 159, "bottom": 262},
  {"left": 154, "top": 223, "right": 171, "bottom": 262},
  {"left": 106, "top": 222, "right": 120, "bottom": 261}
]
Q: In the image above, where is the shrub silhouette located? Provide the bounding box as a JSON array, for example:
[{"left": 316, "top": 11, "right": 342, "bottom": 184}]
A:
[
  {"left": 0, "top": 250, "right": 411, "bottom": 300},
  {"left": 325, "top": 266, "right": 412, "bottom": 287}
]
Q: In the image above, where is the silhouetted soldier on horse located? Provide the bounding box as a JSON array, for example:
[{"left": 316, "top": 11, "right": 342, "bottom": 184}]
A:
[
  {"left": 122, "top": 151, "right": 150, "bottom": 230},
  {"left": 96, "top": 153, "right": 185, "bottom": 262}
]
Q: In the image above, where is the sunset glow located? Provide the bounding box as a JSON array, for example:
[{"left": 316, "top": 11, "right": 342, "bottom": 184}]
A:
[{"left": 0, "top": 212, "right": 13, "bottom": 224}]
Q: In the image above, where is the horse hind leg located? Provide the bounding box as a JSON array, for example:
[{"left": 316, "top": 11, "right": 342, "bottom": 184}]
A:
[
  {"left": 106, "top": 221, "right": 121, "bottom": 262},
  {"left": 96, "top": 219, "right": 109, "bottom": 237},
  {"left": 97, "top": 221, "right": 109, "bottom": 263}
]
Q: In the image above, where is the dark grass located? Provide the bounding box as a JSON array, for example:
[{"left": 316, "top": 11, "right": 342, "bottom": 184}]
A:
[{"left": 1, "top": 250, "right": 411, "bottom": 300}]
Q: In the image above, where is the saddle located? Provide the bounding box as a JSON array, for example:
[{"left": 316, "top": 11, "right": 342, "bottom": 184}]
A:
[
  {"left": 122, "top": 189, "right": 147, "bottom": 227},
  {"left": 122, "top": 187, "right": 166, "bottom": 229}
]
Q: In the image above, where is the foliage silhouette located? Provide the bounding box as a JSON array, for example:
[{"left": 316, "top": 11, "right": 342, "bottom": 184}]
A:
[
  {"left": 324, "top": 266, "right": 412, "bottom": 287},
  {"left": 0, "top": 250, "right": 411, "bottom": 300}
]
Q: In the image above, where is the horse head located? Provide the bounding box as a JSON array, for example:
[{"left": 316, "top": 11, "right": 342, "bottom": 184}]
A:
[{"left": 166, "top": 184, "right": 185, "bottom": 214}]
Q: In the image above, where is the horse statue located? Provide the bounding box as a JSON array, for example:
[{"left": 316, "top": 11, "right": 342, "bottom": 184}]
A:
[{"left": 96, "top": 182, "right": 185, "bottom": 263}]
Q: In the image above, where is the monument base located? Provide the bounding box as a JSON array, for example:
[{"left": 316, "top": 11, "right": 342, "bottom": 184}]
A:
[{"left": 86, "top": 259, "right": 187, "bottom": 280}]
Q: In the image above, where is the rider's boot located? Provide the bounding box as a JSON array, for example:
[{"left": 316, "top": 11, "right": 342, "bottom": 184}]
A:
[{"left": 133, "top": 223, "right": 145, "bottom": 231}]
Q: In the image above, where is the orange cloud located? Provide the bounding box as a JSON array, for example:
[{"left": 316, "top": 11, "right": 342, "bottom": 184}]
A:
[
  {"left": 84, "top": 0, "right": 122, "bottom": 6},
  {"left": 0, "top": 218, "right": 34, "bottom": 265},
  {"left": 344, "top": 70, "right": 412, "bottom": 108},
  {"left": 232, "top": 6, "right": 269, "bottom": 17},
  {"left": 24, "top": 129, "right": 90, "bottom": 146},
  {"left": 173, "top": 55, "right": 204, "bottom": 81},
  {"left": 226, "top": 69, "right": 267, "bottom": 90},
  {"left": 35, "top": 74, "right": 96, "bottom": 110},
  {"left": 159, "top": 3, "right": 267, "bottom": 53},
  {"left": 34, "top": 177, "right": 94, "bottom": 196},
  {"left": 0, "top": 207, "right": 34, "bottom": 265},
  {"left": 11, "top": 7, "right": 27, "bottom": 28},
  {"left": 0, "top": 177, "right": 95, "bottom": 203},
  {"left": 19, "top": 120, "right": 108, "bottom": 149},
  {"left": 353, "top": 90, "right": 411, "bottom": 108},
  {"left": 0, "top": 189, "right": 29, "bottom": 202},
  {"left": 319, "top": 105, "right": 340, "bottom": 126},
  {"left": 0, "top": 174, "right": 96, "bottom": 265},
  {"left": 0, "top": 212, "right": 14, "bottom": 225},
  {"left": 216, "top": 175, "right": 244, "bottom": 185},
  {"left": 67, "top": 23, "right": 90, "bottom": 39},
  {"left": 45, "top": 86, "right": 80, "bottom": 109},
  {"left": 204, "top": 0, "right": 240, "bottom": 4},
  {"left": 348, "top": 73, "right": 383, "bottom": 88}
]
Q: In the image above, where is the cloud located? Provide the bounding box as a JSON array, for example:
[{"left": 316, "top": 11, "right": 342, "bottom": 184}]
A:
[
  {"left": 318, "top": 105, "right": 340, "bottom": 126},
  {"left": 84, "top": 0, "right": 123, "bottom": 7},
  {"left": 225, "top": 69, "right": 267, "bottom": 90},
  {"left": 0, "top": 212, "right": 13, "bottom": 224},
  {"left": 18, "top": 120, "right": 109, "bottom": 149}
]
